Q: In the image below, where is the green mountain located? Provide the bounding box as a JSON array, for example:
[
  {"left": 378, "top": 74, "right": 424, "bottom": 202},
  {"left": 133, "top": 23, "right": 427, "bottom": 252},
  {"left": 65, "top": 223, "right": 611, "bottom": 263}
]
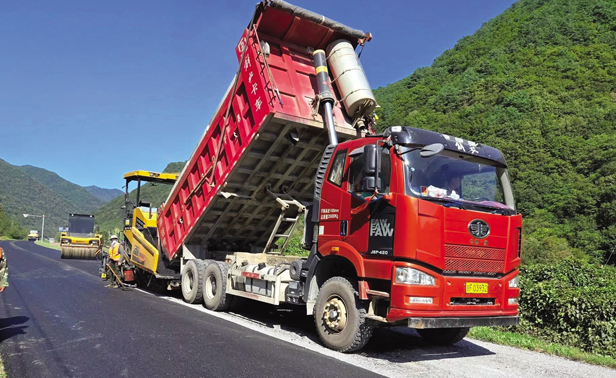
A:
[
  {"left": 84, "top": 186, "right": 123, "bottom": 202},
  {"left": 20, "top": 165, "right": 106, "bottom": 213},
  {"left": 0, "top": 158, "right": 84, "bottom": 238},
  {"left": 94, "top": 162, "right": 186, "bottom": 231},
  {"left": 373, "top": 0, "right": 616, "bottom": 264}
]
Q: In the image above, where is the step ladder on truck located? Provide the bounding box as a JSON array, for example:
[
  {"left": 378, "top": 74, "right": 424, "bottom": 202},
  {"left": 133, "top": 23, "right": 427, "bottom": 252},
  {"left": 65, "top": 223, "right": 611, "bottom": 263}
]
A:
[{"left": 121, "top": 0, "right": 523, "bottom": 353}]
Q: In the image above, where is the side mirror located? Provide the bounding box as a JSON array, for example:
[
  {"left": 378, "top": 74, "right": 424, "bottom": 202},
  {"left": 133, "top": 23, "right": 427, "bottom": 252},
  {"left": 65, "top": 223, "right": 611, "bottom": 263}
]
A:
[
  {"left": 362, "top": 144, "right": 381, "bottom": 192},
  {"left": 420, "top": 143, "right": 444, "bottom": 157}
]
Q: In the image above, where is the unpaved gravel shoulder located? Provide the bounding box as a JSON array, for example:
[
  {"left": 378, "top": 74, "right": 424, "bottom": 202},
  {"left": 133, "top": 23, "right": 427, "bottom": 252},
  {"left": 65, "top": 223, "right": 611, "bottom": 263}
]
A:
[{"left": 137, "top": 289, "right": 614, "bottom": 378}]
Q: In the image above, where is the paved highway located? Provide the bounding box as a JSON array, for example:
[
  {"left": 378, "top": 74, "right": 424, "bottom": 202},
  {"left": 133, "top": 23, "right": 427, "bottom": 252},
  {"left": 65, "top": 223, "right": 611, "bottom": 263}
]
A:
[
  {"left": 0, "top": 240, "right": 379, "bottom": 378},
  {"left": 0, "top": 240, "right": 614, "bottom": 378}
]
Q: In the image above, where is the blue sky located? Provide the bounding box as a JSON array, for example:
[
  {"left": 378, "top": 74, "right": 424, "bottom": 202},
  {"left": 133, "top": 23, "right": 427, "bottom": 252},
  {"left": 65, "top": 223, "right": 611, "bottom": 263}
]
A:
[{"left": 0, "top": 0, "right": 517, "bottom": 190}]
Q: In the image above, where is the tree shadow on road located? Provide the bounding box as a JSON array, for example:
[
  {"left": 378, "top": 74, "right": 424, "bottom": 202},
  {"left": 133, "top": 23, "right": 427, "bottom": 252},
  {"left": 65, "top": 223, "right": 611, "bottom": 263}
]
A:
[{"left": 0, "top": 316, "right": 29, "bottom": 343}]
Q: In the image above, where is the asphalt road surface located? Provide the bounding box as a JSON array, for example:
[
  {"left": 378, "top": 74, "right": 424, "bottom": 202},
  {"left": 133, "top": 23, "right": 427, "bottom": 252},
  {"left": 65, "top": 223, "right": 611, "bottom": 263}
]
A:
[
  {"left": 0, "top": 241, "right": 379, "bottom": 378},
  {"left": 0, "top": 240, "right": 614, "bottom": 378}
]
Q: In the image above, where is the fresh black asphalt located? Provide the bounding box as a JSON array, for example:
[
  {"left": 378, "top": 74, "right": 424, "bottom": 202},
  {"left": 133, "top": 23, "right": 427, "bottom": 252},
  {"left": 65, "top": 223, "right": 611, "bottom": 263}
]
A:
[{"left": 0, "top": 241, "right": 381, "bottom": 378}]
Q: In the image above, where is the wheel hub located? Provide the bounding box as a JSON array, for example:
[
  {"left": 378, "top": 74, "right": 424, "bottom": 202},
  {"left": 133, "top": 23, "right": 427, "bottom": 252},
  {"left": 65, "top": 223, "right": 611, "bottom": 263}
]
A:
[
  {"left": 323, "top": 297, "right": 347, "bottom": 332},
  {"left": 205, "top": 275, "right": 217, "bottom": 299}
]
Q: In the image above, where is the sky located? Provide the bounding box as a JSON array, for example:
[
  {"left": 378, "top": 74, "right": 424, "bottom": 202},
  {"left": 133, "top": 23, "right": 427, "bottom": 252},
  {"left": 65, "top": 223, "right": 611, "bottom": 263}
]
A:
[{"left": 0, "top": 0, "right": 517, "bottom": 190}]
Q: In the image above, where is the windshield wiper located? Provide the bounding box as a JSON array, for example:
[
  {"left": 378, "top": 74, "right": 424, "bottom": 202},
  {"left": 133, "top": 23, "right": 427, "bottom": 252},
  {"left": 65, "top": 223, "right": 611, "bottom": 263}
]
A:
[
  {"left": 421, "top": 197, "right": 467, "bottom": 209},
  {"left": 422, "top": 197, "right": 513, "bottom": 215},
  {"left": 467, "top": 203, "right": 513, "bottom": 215}
]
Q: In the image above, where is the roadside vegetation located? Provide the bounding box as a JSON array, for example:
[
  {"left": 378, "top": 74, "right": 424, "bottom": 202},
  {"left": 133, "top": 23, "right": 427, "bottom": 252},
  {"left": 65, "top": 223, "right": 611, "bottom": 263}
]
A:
[
  {"left": 35, "top": 239, "right": 61, "bottom": 251},
  {"left": 468, "top": 327, "right": 616, "bottom": 368},
  {"left": 470, "top": 261, "right": 616, "bottom": 368}
]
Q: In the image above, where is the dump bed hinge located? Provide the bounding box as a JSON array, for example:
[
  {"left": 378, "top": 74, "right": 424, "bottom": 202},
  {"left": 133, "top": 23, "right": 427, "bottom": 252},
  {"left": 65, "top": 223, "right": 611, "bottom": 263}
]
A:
[{"left": 263, "top": 189, "right": 306, "bottom": 255}]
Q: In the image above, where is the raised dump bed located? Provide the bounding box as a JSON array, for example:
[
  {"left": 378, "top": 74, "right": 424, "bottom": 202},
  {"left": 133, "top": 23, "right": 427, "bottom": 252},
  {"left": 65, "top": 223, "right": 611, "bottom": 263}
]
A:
[{"left": 158, "top": 0, "right": 371, "bottom": 259}]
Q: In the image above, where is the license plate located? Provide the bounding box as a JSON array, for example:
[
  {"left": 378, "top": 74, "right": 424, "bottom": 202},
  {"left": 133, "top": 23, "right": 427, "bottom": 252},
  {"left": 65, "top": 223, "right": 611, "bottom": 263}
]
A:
[{"left": 466, "top": 282, "right": 488, "bottom": 294}]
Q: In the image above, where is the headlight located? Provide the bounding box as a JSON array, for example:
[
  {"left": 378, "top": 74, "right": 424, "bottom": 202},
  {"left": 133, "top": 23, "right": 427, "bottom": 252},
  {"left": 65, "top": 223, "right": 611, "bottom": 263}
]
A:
[
  {"left": 395, "top": 267, "right": 435, "bottom": 286},
  {"left": 508, "top": 298, "right": 519, "bottom": 305},
  {"left": 508, "top": 276, "right": 519, "bottom": 288}
]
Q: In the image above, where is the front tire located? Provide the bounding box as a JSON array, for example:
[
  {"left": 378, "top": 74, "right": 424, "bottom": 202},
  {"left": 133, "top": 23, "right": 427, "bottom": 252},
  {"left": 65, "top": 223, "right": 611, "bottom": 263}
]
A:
[
  {"left": 416, "top": 327, "right": 470, "bottom": 345},
  {"left": 314, "top": 277, "right": 373, "bottom": 353},
  {"left": 181, "top": 259, "right": 206, "bottom": 304}
]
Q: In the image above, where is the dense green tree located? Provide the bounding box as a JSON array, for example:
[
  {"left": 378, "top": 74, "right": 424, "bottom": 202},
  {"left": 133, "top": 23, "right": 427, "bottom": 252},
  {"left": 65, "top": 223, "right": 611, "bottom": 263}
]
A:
[{"left": 0, "top": 204, "right": 27, "bottom": 240}]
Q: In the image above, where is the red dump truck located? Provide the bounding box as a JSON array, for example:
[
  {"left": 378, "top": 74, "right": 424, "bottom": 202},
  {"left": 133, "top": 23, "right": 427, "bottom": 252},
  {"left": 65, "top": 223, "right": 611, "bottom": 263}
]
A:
[{"left": 124, "top": 0, "right": 521, "bottom": 352}]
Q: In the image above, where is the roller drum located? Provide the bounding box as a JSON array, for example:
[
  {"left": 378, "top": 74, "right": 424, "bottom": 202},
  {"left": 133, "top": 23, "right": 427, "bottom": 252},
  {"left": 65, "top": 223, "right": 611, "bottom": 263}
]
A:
[{"left": 61, "top": 246, "right": 99, "bottom": 260}]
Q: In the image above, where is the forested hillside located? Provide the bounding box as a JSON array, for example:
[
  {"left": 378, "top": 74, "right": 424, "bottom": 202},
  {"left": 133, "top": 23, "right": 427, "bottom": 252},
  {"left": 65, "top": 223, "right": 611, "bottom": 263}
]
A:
[
  {"left": 84, "top": 186, "right": 123, "bottom": 202},
  {"left": 374, "top": 0, "right": 616, "bottom": 265},
  {"left": 20, "top": 165, "right": 106, "bottom": 213},
  {"left": 0, "top": 158, "right": 85, "bottom": 237},
  {"left": 0, "top": 204, "right": 27, "bottom": 240},
  {"left": 94, "top": 162, "right": 186, "bottom": 232}
]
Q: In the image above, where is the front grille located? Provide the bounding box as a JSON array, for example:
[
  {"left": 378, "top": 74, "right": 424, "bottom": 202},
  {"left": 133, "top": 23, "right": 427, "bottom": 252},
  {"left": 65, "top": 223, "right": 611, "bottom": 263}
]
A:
[
  {"left": 444, "top": 244, "right": 505, "bottom": 274},
  {"left": 445, "top": 245, "right": 506, "bottom": 260}
]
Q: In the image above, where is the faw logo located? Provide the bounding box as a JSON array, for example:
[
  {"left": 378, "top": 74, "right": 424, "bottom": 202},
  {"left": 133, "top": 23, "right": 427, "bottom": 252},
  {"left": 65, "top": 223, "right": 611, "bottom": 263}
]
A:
[
  {"left": 468, "top": 219, "right": 490, "bottom": 238},
  {"left": 370, "top": 219, "right": 394, "bottom": 237}
]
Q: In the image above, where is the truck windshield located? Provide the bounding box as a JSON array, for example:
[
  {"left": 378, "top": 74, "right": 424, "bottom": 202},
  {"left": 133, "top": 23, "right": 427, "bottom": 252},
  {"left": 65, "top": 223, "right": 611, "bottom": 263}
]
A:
[{"left": 402, "top": 149, "right": 516, "bottom": 214}]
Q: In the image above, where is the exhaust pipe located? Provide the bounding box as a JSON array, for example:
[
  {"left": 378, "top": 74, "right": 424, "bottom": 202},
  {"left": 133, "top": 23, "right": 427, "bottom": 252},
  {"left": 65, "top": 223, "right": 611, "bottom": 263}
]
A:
[{"left": 312, "top": 49, "right": 338, "bottom": 146}]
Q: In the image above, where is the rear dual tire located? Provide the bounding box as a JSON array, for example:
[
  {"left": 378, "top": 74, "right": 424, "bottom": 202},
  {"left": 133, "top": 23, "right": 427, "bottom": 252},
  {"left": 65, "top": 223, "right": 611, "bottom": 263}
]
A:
[
  {"left": 181, "top": 259, "right": 207, "bottom": 304},
  {"left": 203, "top": 262, "right": 232, "bottom": 311}
]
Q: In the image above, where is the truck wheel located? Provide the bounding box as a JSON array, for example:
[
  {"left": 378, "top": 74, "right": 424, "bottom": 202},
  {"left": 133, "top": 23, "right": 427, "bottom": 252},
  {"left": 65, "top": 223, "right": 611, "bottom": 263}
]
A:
[
  {"left": 314, "top": 277, "right": 373, "bottom": 353},
  {"left": 417, "top": 327, "right": 470, "bottom": 345},
  {"left": 181, "top": 259, "right": 206, "bottom": 304},
  {"left": 289, "top": 259, "right": 304, "bottom": 281},
  {"left": 203, "top": 262, "right": 231, "bottom": 311}
]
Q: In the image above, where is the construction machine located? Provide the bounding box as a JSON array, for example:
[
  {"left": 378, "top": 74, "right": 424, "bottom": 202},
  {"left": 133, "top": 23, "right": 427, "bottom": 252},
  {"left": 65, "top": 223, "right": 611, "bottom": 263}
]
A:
[
  {"left": 60, "top": 214, "right": 103, "bottom": 259},
  {"left": 120, "top": 171, "right": 179, "bottom": 289}
]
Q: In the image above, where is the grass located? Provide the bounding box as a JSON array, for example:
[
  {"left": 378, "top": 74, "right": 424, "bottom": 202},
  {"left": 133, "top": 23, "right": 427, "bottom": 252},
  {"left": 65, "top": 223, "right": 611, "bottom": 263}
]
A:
[
  {"left": 35, "top": 240, "right": 61, "bottom": 251},
  {"left": 468, "top": 327, "right": 616, "bottom": 369}
]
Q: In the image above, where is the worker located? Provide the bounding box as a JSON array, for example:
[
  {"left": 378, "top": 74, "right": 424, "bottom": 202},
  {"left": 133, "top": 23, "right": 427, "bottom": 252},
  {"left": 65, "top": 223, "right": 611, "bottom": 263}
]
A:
[
  {"left": 0, "top": 246, "right": 8, "bottom": 292},
  {"left": 106, "top": 235, "right": 124, "bottom": 288}
]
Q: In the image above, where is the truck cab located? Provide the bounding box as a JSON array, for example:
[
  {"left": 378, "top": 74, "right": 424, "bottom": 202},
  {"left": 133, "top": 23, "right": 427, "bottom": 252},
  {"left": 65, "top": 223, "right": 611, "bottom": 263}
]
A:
[{"left": 308, "top": 125, "right": 520, "bottom": 335}]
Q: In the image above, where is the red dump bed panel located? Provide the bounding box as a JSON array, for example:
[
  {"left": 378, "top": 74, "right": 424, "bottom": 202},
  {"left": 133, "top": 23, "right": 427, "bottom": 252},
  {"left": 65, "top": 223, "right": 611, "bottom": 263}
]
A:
[{"left": 158, "top": 5, "right": 363, "bottom": 260}]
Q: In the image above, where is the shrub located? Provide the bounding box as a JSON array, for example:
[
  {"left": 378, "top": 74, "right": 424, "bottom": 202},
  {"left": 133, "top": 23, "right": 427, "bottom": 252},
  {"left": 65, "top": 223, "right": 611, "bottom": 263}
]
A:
[{"left": 516, "top": 260, "right": 616, "bottom": 357}]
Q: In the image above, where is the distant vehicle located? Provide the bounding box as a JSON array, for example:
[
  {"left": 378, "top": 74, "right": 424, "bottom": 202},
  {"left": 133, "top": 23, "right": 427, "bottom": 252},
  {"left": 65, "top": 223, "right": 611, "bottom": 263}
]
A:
[{"left": 27, "top": 230, "right": 38, "bottom": 241}]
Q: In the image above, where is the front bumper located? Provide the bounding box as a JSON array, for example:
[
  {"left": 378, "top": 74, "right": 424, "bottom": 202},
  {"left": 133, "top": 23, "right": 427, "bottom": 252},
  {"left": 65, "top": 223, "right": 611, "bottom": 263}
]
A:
[
  {"left": 387, "top": 262, "right": 520, "bottom": 323},
  {"left": 408, "top": 315, "right": 519, "bottom": 329}
]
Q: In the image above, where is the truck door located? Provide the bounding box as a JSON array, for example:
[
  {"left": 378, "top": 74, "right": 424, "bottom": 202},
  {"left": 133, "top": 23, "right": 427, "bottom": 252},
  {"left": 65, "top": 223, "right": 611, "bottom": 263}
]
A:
[
  {"left": 317, "top": 149, "right": 347, "bottom": 243},
  {"left": 341, "top": 147, "right": 393, "bottom": 256}
]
